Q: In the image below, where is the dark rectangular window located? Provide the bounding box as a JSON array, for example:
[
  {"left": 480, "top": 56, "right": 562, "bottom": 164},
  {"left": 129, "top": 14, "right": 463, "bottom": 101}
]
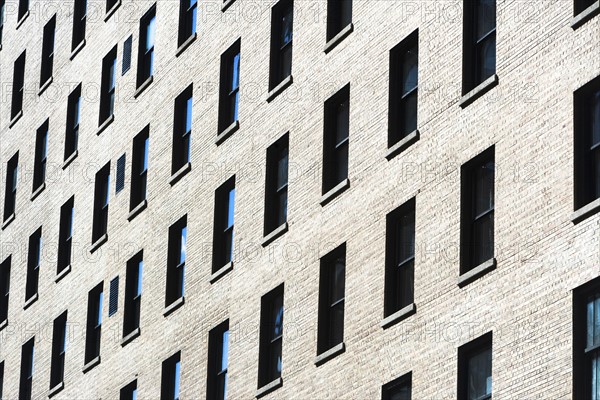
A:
[
  {"left": 18, "top": 0, "right": 28, "bottom": 21},
  {"left": 463, "top": 0, "right": 496, "bottom": 94},
  {"left": 3, "top": 152, "right": 18, "bottom": 221},
  {"left": 574, "top": 75, "right": 600, "bottom": 211},
  {"left": 92, "top": 163, "right": 110, "bottom": 243},
  {"left": 322, "top": 84, "right": 350, "bottom": 194},
  {"left": 40, "top": 16, "right": 56, "bottom": 86},
  {"left": 258, "top": 285, "right": 284, "bottom": 388},
  {"left": 11, "top": 51, "right": 26, "bottom": 120},
  {"left": 161, "top": 352, "right": 181, "bottom": 400},
  {"left": 382, "top": 372, "right": 412, "bottom": 400},
  {"left": 130, "top": 127, "right": 149, "bottom": 210},
  {"left": 49, "top": 311, "right": 67, "bottom": 389},
  {"left": 460, "top": 146, "right": 495, "bottom": 273},
  {"left": 108, "top": 276, "right": 119, "bottom": 316},
  {"left": 124, "top": 251, "right": 143, "bottom": 337},
  {"left": 19, "top": 337, "right": 34, "bottom": 400},
  {"left": 166, "top": 216, "right": 186, "bottom": 307},
  {"left": 218, "top": 40, "right": 240, "bottom": 133},
  {"left": 206, "top": 320, "right": 229, "bottom": 400},
  {"left": 573, "top": 277, "right": 600, "bottom": 399},
  {"left": 384, "top": 198, "right": 415, "bottom": 317},
  {"left": 0, "top": 256, "right": 10, "bottom": 323},
  {"left": 65, "top": 84, "right": 81, "bottom": 160},
  {"left": 137, "top": 5, "right": 156, "bottom": 87},
  {"left": 458, "top": 332, "right": 492, "bottom": 400},
  {"left": 317, "top": 243, "right": 346, "bottom": 354},
  {"left": 178, "top": 0, "right": 197, "bottom": 46},
  {"left": 0, "top": 0, "right": 5, "bottom": 46},
  {"left": 99, "top": 46, "right": 117, "bottom": 125},
  {"left": 172, "top": 85, "right": 193, "bottom": 174},
  {"left": 120, "top": 380, "right": 138, "bottom": 400},
  {"left": 33, "top": 120, "right": 49, "bottom": 192},
  {"left": 72, "top": 0, "right": 87, "bottom": 51},
  {"left": 116, "top": 154, "right": 126, "bottom": 193},
  {"left": 0, "top": 360, "right": 4, "bottom": 399},
  {"left": 326, "top": 0, "right": 352, "bottom": 41},
  {"left": 212, "top": 176, "right": 235, "bottom": 272},
  {"left": 575, "top": 0, "right": 597, "bottom": 15},
  {"left": 106, "top": 0, "right": 118, "bottom": 12},
  {"left": 269, "top": 0, "right": 293, "bottom": 90},
  {"left": 85, "top": 283, "right": 103, "bottom": 363},
  {"left": 388, "top": 30, "right": 418, "bottom": 147},
  {"left": 25, "top": 228, "right": 42, "bottom": 302},
  {"left": 123, "top": 35, "right": 133, "bottom": 75},
  {"left": 57, "top": 196, "right": 74, "bottom": 275},
  {"left": 264, "top": 134, "right": 289, "bottom": 235}
]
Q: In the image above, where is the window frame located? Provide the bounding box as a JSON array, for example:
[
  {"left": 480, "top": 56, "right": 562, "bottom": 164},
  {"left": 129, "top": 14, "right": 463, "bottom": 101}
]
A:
[
  {"left": 57, "top": 196, "right": 75, "bottom": 275},
  {"left": 17, "top": 0, "right": 28, "bottom": 21},
  {"left": 317, "top": 243, "right": 346, "bottom": 355},
  {"left": 3, "top": 152, "right": 18, "bottom": 221},
  {"left": 92, "top": 163, "right": 111, "bottom": 244},
  {"left": 137, "top": 5, "right": 156, "bottom": 87},
  {"left": 218, "top": 39, "right": 241, "bottom": 134},
  {"left": 19, "top": 336, "right": 35, "bottom": 400},
  {"left": 123, "top": 251, "right": 143, "bottom": 337},
  {"left": 161, "top": 351, "right": 181, "bottom": 400},
  {"left": 269, "top": 0, "right": 293, "bottom": 91},
  {"left": 258, "top": 284, "right": 284, "bottom": 388},
  {"left": 72, "top": 0, "right": 87, "bottom": 51},
  {"left": 171, "top": 85, "right": 193, "bottom": 175},
  {"left": 381, "top": 371, "right": 412, "bottom": 400},
  {"left": 33, "top": 120, "right": 49, "bottom": 192},
  {"left": 120, "top": 380, "right": 137, "bottom": 400},
  {"left": 25, "top": 227, "right": 42, "bottom": 302},
  {"left": 264, "top": 133, "right": 289, "bottom": 236},
  {"left": 99, "top": 46, "right": 117, "bottom": 125},
  {"left": 0, "top": 256, "right": 10, "bottom": 324},
  {"left": 11, "top": 51, "right": 26, "bottom": 121},
  {"left": 326, "top": 0, "right": 352, "bottom": 41},
  {"left": 64, "top": 84, "right": 82, "bottom": 161},
  {"left": 178, "top": 0, "right": 197, "bottom": 46},
  {"left": 166, "top": 216, "right": 187, "bottom": 307},
  {"left": 457, "top": 332, "right": 493, "bottom": 400},
  {"left": 206, "top": 320, "right": 229, "bottom": 400},
  {"left": 212, "top": 176, "right": 236, "bottom": 273},
  {"left": 40, "top": 15, "right": 56, "bottom": 87},
  {"left": 322, "top": 84, "right": 350, "bottom": 194},
  {"left": 49, "top": 311, "right": 67, "bottom": 389},
  {"left": 130, "top": 126, "right": 149, "bottom": 211},
  {"left": 84, "top": 282, "right": 103, "bottom": 364}
]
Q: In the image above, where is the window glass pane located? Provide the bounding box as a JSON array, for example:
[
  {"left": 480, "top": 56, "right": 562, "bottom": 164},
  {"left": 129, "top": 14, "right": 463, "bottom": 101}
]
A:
[
  {"left": 331, "top": 259, "right": 345, "bottom": 303},
  {"left": 388, "top": 384, "right": 411, "bottom": 400},
  {"left": 227, "top": 188, "right": 235, "bottom": 228},
  {"left": 336, "top": 99, "right": 350, "bottom": 144},
  {"left": 74, "top": 96, "right": 81, "bottom": 126},
  {"left": 401, "top": 91, "right": 417, "bottom": 136},
  {"left": 270, "top": 338, "right": 282, "bottom": 377},
  {"left": 467, "top": 347, "right": 492, "bottom": 400},
  {"left": 174, "top": 361, "right": 181, "bottom": 400},
  {"left": 594, "top": 149, "right": 600, "bottom": 200},
  {"left": 12, "top": 164, "right": 18, "bottom": 190},
  {"left": 272, "top": 295, "right": 284, "bottom": 338},
  {"left": 476, "top": 0, "right": 496, "bottom": 40},
  {"left": 221, "top": 329, "right": 229, "bottom": 372},
  {"left": 231, "top": 53, "right": 240, "bottom": 91},
  {"left": 592, "top": 351, "right": 600, "bottom": 400},
  {"left": 142, "top": 138, "right": 149, "bottom": 172},
  {"left": 474, "top": 161, "right": 494, "bottom": 216},
  {"left": 472, "top": 212, "right": 493, "bottom": 265},
  {"left": 68, "top": 206, "right": 74, "bottom": 238},
  {"left": 396, "top": 260, "right": 414, "bottom": 307},
  {"left": 180, "top": 226, "right": 187, "bottom": 265},
  {"left": 402, "top": 48, "right": 418, "bottom": 94},
  {"left": 280, "top": 45, "right": 292, "bottom": 81},
  {"left": 592, "top": 90, "right": 600, "bottom": 147},
  {"left": 277, "top": 189, "right": 288, "bottom": 226},
  {"left": 97, "top": 292, "right": 103, "bottom": 326},
  {"left": 136, "top": 260, "right": 143, "bottom": 296},
  {"left": 330, "top": 302, "right": 344, "bottom": 345},
  {"left": 336, "top": 143, "right": 348, "bottom": 183},
  {"left": 396, "top": 210, "right": 415, "bottom": 265},
  {"left": 281, "top": 7, "right": 293, "bottom": 46},
  {"left": 185, "top": 96, "right": 193, "bottom": 133},
  {"left": 109, "top": 58, "right": 116, "bottom": 90},
  {"left": 277, "top": 149, "right": 288, "bottom": 189},
  {"left": 146, "top": 16, "right": 156, "bottom": 50},
  {"left": 477, "top": 36, "right": 496, "bottom": 83},
  {"left": 132, "top": 388, "right": 138, "bottom": 400}
]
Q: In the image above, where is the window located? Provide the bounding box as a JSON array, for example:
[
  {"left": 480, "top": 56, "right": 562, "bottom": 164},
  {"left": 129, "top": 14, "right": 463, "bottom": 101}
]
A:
[
  {"left": 92, "top": 163, "right": 110, "bottom": 244},
  {"left": 206, "top": 320, "right": 229, "bottom": 400},
  {"left": 124, "top": 251, "right": 143, "bottom": 337},
  {"left": 130, "top": 127, "right": 149, "bottom": 211},
  {"left": 212, "top": 177, "right": 235, "bottom": 272},
  {"left": 64, "top": 84, "right": 81, "bottom": 160},
  {"left": 50, "top": 311, "right": 67, "bottom": 389},
  {"left": 0, "top": 0, "right": 5, "bottom": 46},
  {"left": 3, "top": 152, "right": 18, "bottom": 221},
  {"left": 99, "top": 46, "right": 117, "bottom": 125},
  {"left": 458, "top": 332, "right": 492, "bottom": 400},
  {"left": 161, "top": 352, "right": 181, "bottom": 400},
  {"left": 85, "top": 283, "right": 103, "bottom": 364},
  {"left": 19, "top": 337, "right": 34, "bottom": 400},
  {"left": 463, "top": 0, "right": 496, "bottom": 94},
  {"left": 72, "top": 0, "right": 87, "bottom": 51},
  {"left": 0, "top": 361, "right": 3, "bottom": 398},
  {"left": 269, "top": 0, "right": 293, "bottom": 90},
  {"left": 264, "top": 134, "right": 289, "bottom": 236},
  {"left": 460, "top": 147, "right": 495, "bottom": 274},
  {"left": 384, "top": 198, "right": 415, "bottom": 317},
  {"left": 33, "top": 120, "right": 49, "bottom": 192},
  {"left": 573, "top": 277, "right": 600, "bottom": 399},
  {"left": 178, "top": 0, "right": 197, "bottom": 46},
  {"left": 382, "top": 372, "right": 412, "bottom": 400},
  {"left": 18, "top": 0, "right": 28, "bottom": 21},
  {"left": 388, "top": 30, "right": 418, "bottom": 149},
  {"left": 120, "top": 380, "right": 138, "bottom": 400},
  {"left": 106, "top": 0, "right": 119, "bottom": 12},
  {"left": 166, "top": 216, "right": 186, "bottom": 308},
  {"left": 317, "top": 243, "right": 346, "bottom": 355},
  {"left": 172, "top": 85, "right": 193, "bottom": 175},
  {"left": 137, "top": 5, "right": 156, "bottom": 87},
  {"left": 40, "top": 16, "right": 56, "bottom": 87},
  {"left": 25, "top": 228, "right": 42, "bottom": 303},
  {"left": 11, "top": 51, "right": 26, "bottom": 121},
  {"left": 0, "top": 256, "right": 10, "bottom": 324},
  {"left": 322, "top": 84, "right": 350, "bottom": 194},
  {"left": 258, "top": 285, "right": 284, "bottom": 389},
  {"left": 574, "top": 75, "right": 600, "bottom": 214},
  {"left": 218, "top": 40, "right": 240, "bottom": 134},
  {"left": 57, "top": 196, "right": 74, "bottom": 275},
  {"left": 575, "top": 0, "right": 598, "bottom": 15},
  {"left": 326, "top": 0, "right": 352, "bottom": 41}
]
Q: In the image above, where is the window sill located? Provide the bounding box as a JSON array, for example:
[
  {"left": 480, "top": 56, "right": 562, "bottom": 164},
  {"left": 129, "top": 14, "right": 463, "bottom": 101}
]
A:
[
  {"left": 9, "top": 110, "right": 23, "bottom": 129},
  {"left": 320, "top": 178, "right": 350, "bottom": 206},
  {"left": 386, "top": 130, "right": 420, "bottom": 161},
  {"left": 104, "top": 0, "right": 122, "bottom": 21},
  {"left": 30, "top": 183, "right": 46, "bottom": 202},
  {"left": 82, "top": 355, "right": 101, "bottom": 373},
  {"left": 210, "top": 261, "right": 234, "bottom": 284},
  {"left": 315, "top": 342, "right": 345, "bottom": 366},
  {"left": 256, "top": 377, "right": 283, "bottom": 398},
  {"left": 458, "top": 257, "right": 496, "bottom": 288},
  {"left": 222, "top": 0, "right": 236, "bottom": 12},
  {"left": 128, "top": 200, "right": 148, "bottom": 221},
  {"left": 55, "top": 265, "right": 72, "bottom": 283},
  {"left": 38, "top": 77, "right": 53, "bottom": 96},
  {"left": 216, "top": 120, "right": 240, "bottom": 145},
  {"left": 16, "top": 10, "right": 30, "bottom": 29},
  {"left": 267, "top": 75, "right": 293, "bottom": 103},
  {"left": 90, "top": 233, "right": 108, "bottom": 254},
  {"left": 324, "top": 23, "right": 354, "bottom": 54},
  {"left": 176, "top": 33, "right": 197, "bottom": 57},
  {"left": 0, "top": 319, "right": 8, "bottom": 332},
  {"left": 121, "top": 327, "right": 141, "bottom": 347},
  {"left": 134, "top": 75, "right": 154, "bottom": 99},
  {"left": 571, "top": 1, "right": 600, "bottom": 29},
  {"left": 1, "top": 214, "right": 15, "bottom": 230},
  {"left": 23, "top": 293, "right": 39, "bottom": 310},
  {"left": 97, "top": 114, "right": 115, "bottom": 136},
  {"left": 163, "top": 296, "right": 185, "bottom": 317},
  {"left": 48, "top": 381, "right": 64, "bottom": 398},
  {"left": 261, "top": 222, "right": 288, "bottom": 247},
  {"left": 571, "top": 198, "right": 600, "bottom": 224},
  {"left": 169, "top": 162, "right": 192, "bottom": 186},
  {"left": 459, "top": 74, "right": 498, "bottom": 108},
  {"left": 70, "top": 39, "right": 86, "bottom": 61},
  {"left": 380, "top": 303, "right": 416, "bottom": 329},
  {"left": 63, "top": 150, "right": 79, "bottom": 169}
]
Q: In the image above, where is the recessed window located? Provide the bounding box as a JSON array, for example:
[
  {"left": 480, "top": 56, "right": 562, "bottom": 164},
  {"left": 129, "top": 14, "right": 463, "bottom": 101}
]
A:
[
  {"left": 18, "top": 0, "right": 28, "bottom": 21},
  {"left": 19, "top": 336, "right": 34, "bottom": 400},
  {"left": 326, "top": 0, "right": 352, "bottom": 41},
  {"left": 72, "top": 0, "right": 87, "bottom": 51},
  {"left": 269, "top": 0, "right": 293, "bottom": 90},
  {"left": 382, "top": 372, "right": 411, "bottom": 400},
  {"left": 384, "top": 198, "right": 415, "bottom": 317},
  {"left": 11, "top": 51, "right": 26, "bottom": 121},
  {"left": 25, "top": 227, "right": 42, "bottom": 303},
  {"left": 460, "top": 146, "right": 495, "bottom": 274},
  {"left": 161, "top": 352, "right": 181, "bottom": 400},
  {"left": 92, "top": 163, "right": 110, "bottom": 244},
  {"left": 178, "top": 0, "right": 197, "bottom": 46},
  {"left": 49, "top": 311, "right": 67, "bottom": 389},
  {"left": 258, "top": 284, "right": 284, "bottom": 388},
  {"left": 212, "top": 177, "right": 235, "bottom": 272},
  {"left": 57, "top": 196, "right": 74, "bottom": 275},
  {"left": 573, "top": 276, "right": 600, "bottom": 398},
  {"left": 130, "top": 127, "right": 149, "bottom": 211},
  {"left": 123, "top": 251, "right": 143, "bottom": 338},
  {"left": 463, "top": 0, "right": 496, "bottom": 94},
  {"left": 206, "top": 320, "right": 229, "bottom": 400},
  {"left": 99, "top": 46, "right": 117, "bottom": 125},
  {"left": 322, "top": 84, "right": 350, "bottom": 194},
  {"left": 218, "top": 39, "right": 240, "bottom": 134},
  {"left": 264, "top": 134, "right": 289, "bottom": 236},
  {"left": 64, "top": 84, "right": 81, "bottom": 161},
  {"left": 0, "top": 256, "right": 10, "bottom": 324},
  {"left": 120, "top": 380, "right": 137, "bottom": 400},
  {"left": 3, "top": 152, "right": 18, "bottom": 221},
  {"left": 172, "top": 85, "right": 193, "bottom": 174},
  {"left": 166, "top": 216, "right": 186, "bottom": 307},
  {"left": 317, "top": 243, "right": 346, "bottom": 355},
  {"left": 137, "top": 5, "right": 156, "bottom": 87},
  {"left": 85, "top": 282, "right": 103, "bottom": 364},
  {"left": 458, "top": 332, "right": 493, "bottom": 400},
  {"left": 575, "top": 0, "right": 598, "bottom": 15},
  {"left": 33, "top": 120, "right": 49, "bottom": 192},
  {"left": 40, "top": 15, "right": 56, "bottom": 86}
]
